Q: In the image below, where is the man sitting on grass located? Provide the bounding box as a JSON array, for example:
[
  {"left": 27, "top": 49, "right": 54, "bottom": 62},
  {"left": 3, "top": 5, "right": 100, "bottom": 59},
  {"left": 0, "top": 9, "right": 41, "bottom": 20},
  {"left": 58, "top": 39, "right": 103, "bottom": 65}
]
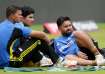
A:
[
  {"left": 54, "top": 16, "right": 105, "bottom": 67},
  {"left": 0, "top": 5, "right": 59, "bottom": 68}
]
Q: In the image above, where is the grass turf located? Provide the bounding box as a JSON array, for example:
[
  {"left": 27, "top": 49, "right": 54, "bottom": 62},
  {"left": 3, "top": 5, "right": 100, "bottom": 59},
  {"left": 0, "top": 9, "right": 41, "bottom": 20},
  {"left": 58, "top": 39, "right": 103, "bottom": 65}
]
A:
[
  {"left": 88, "top": 23, "right": 105, "bottom": 48},
  {"left": 1, "top": 69, "right": 105, "bottom": 74}
]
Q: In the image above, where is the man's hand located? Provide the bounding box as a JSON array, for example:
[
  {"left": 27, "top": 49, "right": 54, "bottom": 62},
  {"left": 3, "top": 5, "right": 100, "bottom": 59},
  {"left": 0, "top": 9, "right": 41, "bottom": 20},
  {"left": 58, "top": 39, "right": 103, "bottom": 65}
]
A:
[{"left": 78, "top": 51, "right": 88, "bottom": 59}]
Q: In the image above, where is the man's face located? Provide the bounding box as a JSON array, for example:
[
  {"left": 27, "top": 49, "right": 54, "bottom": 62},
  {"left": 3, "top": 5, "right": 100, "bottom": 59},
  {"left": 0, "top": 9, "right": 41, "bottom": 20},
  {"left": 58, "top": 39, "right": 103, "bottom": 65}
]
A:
[
  {"left": 22, "top": 13, "right": 35, "bottom": 26},
  {"left": 59, "top": 20, "right": 73, "bottom": 35},
  {"left": 11, "top": 10, "right": 23, "bottom": 22}
]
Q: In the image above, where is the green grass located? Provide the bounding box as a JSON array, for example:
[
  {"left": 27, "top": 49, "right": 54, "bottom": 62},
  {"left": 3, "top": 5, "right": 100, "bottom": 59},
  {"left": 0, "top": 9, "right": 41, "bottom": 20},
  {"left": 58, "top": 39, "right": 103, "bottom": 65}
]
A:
[
  {"left": 1, "top": 69, "right": 105, "bottom": 74},
  {"left": 30, "top": 23, "right": 43, "bottom": 31},
  {"left": 88, "top": 23, "right": 105, "bottom": 48}
]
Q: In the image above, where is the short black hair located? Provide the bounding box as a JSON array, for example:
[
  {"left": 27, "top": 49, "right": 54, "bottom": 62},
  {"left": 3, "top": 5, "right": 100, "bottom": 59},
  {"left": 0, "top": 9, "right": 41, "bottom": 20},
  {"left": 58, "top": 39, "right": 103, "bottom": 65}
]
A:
[
  {"left": 56, "top": 16, "right": 71, "bottom": 27},
  {"left": 21, "top": 6, "right": 35, "bottom": 17},
  {"left": 6, "top": 5, "right": 21, "bottom": 18}
]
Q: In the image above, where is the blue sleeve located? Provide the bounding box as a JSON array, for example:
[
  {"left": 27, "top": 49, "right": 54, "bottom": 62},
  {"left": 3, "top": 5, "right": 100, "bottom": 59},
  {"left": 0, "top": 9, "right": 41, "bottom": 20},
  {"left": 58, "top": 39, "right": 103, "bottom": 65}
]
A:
[
  {"left": 75, "top": 43, "right": 80, "bottom": 55},
  {"left": 21, "top": 26, "right": 32, "bottom": 37},
  {"left": 15, "top": 23, "right": 32, "bottom": 38},
  {"left": 73, "top": 36, "right": 80, "bottom": 54},
  {"left": 54, "top": 40, "right": 60, "bottom": 53},
  {"left": 54, "top": 39, "right": 64, "bottom": 57}
]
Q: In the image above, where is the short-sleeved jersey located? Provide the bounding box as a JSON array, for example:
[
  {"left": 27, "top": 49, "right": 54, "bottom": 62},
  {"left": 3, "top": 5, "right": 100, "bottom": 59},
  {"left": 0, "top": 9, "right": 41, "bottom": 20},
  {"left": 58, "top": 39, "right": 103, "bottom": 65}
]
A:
[
  {"left": 0, "top": 19, "right": 32, "bottom": 67},
  {"left": 54, "top": 33, "right": 80, "bottom": 59}
]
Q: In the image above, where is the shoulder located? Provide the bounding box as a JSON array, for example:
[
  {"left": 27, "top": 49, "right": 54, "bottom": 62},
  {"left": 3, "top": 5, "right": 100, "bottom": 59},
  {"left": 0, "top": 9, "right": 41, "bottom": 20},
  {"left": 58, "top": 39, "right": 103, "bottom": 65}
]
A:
[
  {"left": 73, "top": 31, "right": 86, "bottom": 36},
  {"left": 54, "top": 36, "right": 63, "bottom": 41},
  {"left": 0, "top": 19, "right": 10, "bottom": 25},
  {"left": 15, "top": 22, "right": 32, "bottom": 34},
  {"left": 15, "top": 22, "right": 31, "bottom": 30},
  {"left": 54, "top": 37, "right": 61, "bottom": 43},
  {"left": 15, "top": 22, "right": 24, "bottom": 28},
  {"left": 73, "top": 30, "right": 90, "bottom": 39}
]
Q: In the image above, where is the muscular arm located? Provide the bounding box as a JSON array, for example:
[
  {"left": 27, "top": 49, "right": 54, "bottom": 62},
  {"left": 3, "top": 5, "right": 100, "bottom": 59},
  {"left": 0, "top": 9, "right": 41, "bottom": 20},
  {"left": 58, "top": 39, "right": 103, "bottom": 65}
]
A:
[
  {"left": 73, "top": 31, "right": 98, "bottom": 54},
  {"left": 30, "top": 30, "right": 50, "bottom": 44}
]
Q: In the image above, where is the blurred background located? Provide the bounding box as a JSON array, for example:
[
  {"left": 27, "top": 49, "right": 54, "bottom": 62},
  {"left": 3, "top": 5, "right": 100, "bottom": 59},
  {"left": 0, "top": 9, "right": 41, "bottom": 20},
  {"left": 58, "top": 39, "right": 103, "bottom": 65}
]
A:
[
  {"left": 0, "top": 0, "right": 105, "bottom": 23},
  {"left": 0, "top": 0, "right": 105, "bottom": 48}
]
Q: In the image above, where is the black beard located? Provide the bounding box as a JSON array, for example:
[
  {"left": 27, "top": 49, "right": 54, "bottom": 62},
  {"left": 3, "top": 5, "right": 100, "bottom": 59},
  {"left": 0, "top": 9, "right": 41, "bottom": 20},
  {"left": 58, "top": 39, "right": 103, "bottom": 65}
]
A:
[
  {"left": 24, "top": 23, "right": 29, "bottom": 26},
  {"left": 62, "top": 32, "right": 72, "bottom": 37}
]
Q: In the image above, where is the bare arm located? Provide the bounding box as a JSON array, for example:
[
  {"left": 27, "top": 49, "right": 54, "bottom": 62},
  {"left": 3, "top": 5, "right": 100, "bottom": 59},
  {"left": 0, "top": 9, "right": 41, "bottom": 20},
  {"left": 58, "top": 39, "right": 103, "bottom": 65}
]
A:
[
  {"left": 73, "top": 31, "right": 98, "bottom": 54},
  {"left": 30, "top": 30, "right": 50, "bottom": 44}
]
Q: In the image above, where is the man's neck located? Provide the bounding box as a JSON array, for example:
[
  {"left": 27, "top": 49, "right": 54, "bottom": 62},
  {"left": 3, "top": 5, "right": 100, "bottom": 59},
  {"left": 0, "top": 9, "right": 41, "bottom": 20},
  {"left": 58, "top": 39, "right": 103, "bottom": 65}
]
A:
[
  {"left": 7, "top": 18, "right": 17, "bottom": 24},
  {"left": 62, "top": 32, "right": 72, "bottom": 37}
]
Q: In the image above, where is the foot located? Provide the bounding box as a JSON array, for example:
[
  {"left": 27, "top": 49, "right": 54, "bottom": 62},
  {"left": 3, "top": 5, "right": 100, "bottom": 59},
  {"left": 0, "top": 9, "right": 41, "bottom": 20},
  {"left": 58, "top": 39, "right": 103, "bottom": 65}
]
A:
[
  {"left": 40, "top": 56, "right": 53, "bottom": 67},
  {"left": 95, "top": 54, "right": 105, "bottom": 66}
]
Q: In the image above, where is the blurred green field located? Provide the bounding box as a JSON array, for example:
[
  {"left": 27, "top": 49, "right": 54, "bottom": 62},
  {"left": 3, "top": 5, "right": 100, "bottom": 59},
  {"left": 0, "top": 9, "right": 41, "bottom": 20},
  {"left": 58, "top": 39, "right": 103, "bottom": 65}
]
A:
[
  {"left": 0, "top": 70, "right": 105, "bottom": 74},
  {"left": 31, "top": 23, "right": 105, "bottom": 48},
  {"left": 88, "top": 23, "right": 105, "bottom": 48},
  {"left": 0, "top": 23, "right": 105, "bottom": 74}
]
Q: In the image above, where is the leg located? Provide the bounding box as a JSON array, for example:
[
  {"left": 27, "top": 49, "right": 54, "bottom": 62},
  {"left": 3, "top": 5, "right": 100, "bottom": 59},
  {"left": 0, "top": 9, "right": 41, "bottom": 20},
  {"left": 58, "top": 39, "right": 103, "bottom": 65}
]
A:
[
  {"left": 75, "top": 31, "right": 99, "bottom": 55},
  {"left": 10, "top": 37, "right": 43, "bottom": 67},
  {"left": 74, "top": 31, "right": 105, "bottom": 65},
  {"left": 79, "top": 47, "right": 95, "bottom": 60},
  {"left": 36, "top": 39, "right": 59, "bottom": 64},
  {"left": 22, "top": 51, "right": 42, "bottom": 67},
  {"left": 10, "top": 37, "right": 59, "bottom": 67}
]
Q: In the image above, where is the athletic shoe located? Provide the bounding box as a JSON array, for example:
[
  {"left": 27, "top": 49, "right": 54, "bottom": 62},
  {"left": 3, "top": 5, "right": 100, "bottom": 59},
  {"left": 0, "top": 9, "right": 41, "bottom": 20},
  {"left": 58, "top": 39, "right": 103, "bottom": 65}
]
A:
[
  {"left": 40, "top": 56, "right": 53, "bottom": 67},
  {"left": 95, "top": 54, "right": 105, "bottom": 66}
]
